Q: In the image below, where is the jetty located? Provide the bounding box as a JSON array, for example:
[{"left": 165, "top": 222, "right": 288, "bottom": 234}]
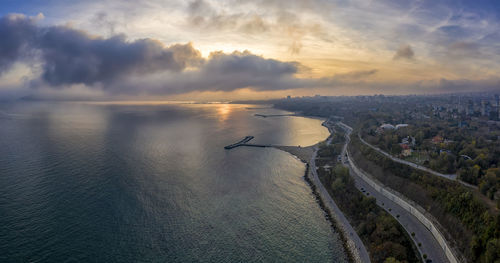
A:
[{"left": 224, "top": 136, "right": 272, "bottom": 149}]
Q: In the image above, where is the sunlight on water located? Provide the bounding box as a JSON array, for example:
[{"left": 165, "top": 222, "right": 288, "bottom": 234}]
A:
[{"left": 0, "top": 102, "right": 347, "bottom": 262}]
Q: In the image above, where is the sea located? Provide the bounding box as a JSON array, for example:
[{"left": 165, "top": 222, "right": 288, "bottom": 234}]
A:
[{"left": 0, "top": 102, "right": 348, "bottom": 262}]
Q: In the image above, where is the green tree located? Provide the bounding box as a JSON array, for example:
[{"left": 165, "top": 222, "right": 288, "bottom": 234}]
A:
[
  {"left": 485, "top": 238, "right": 500, "bottom": 263},
  {"left": 384, "top": 257, "right": 401, "bottom": 263}
]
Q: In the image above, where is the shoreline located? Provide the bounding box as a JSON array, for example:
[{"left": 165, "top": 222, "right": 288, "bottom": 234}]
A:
[
  {"left": 273, "top": 109, "right": 454, "bottom": 262},
  {"left": 273, "top": 145, "right": 357, "bottom": 263},
  {"left": 272, "top": 130, "right": 368, "bottom": 263},
  {"left": 303, "top": 163, "right": 356, "bottom": 263},
  {"left": 250, "top": 108, "right": 367, "bottom": 262}
]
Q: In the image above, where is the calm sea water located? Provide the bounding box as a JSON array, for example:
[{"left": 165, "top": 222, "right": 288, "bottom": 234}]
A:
[{"left": 0, "top": 102, "right": 348, "bottom": 262}]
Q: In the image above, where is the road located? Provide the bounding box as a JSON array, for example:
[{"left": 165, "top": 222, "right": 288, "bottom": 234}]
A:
[
  {"left": 356, "top": 133, "right": 457, "bottom": 180},
  {"left": 337, "top": 122, "right": 450, "bottom": 263},
  {"left": 309, "top": 145, "right": 371, "bottom": 263},
  {"left": 357, "top": 132, "right": 481, "bottom": 190}
]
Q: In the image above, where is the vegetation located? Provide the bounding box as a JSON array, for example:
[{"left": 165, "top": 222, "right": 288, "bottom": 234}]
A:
[
  {"left": 362, "top": 120, "right": 500, "bottom": 202},
  {"left": 350, "top": 135, "right": 500, "bottom": 262},
  {"left": 273, "top": 94, "right": 500, "bottom": 262},
  {"left": 318, "top": 165, "right": 420, "bottom": 263},
  {"left": 273, "top": 94, "right": 500, "bottom": 205},
  {"left": 316, "top": 132, "right": 419, "bottom": 263}
]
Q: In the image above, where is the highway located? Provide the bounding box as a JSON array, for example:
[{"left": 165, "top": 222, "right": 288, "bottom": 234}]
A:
[{"left": 337, "top": 122, "right": 450, "bottom": 263}]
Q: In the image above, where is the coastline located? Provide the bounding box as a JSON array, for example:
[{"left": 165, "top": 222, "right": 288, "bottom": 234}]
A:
[
  {"left": 274, "top": 146, "right": 358, "bottom": 263},
  {"left": 270, "top": 117, "right": 368, "bottom": 263},
  {"left": 303, "top": 163, "right": 356, "bottom": 263},
  {"left": 250, "top": 108, "right": 368, "bottom": 262}
]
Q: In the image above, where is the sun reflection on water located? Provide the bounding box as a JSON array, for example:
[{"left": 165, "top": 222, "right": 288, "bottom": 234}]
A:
[{"left": 216, "top": 104, "right": 231, "bottom": 121}]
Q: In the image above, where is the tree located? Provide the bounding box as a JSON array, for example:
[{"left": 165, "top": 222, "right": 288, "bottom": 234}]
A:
[
  {"left": 485, "top": 238, "right": 500, "bottom": 263},
  {"left": 479, "top": 168, "right": 499, "bottom": 199},
  {"left": 384, "top": 257, "right": 402, "bottom": 263}
]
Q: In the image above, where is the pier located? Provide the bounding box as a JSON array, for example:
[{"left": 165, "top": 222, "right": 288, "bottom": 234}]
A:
[{"left": 224, "top": 136, "right": 273, "bottom": 149}]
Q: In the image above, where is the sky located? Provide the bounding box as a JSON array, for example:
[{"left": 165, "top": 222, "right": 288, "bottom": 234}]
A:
[{"left": 0, "top": 0, "right": 499, "bottom": 101}]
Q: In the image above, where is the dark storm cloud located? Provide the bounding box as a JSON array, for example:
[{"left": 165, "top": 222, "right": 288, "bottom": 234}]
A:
[
  {"left": 197, "top": 51, "right": 300, "bottom": 91},
  {"left": 36, "top": 27, "right": 203, "bottom": 86},
  {"left": 0, "top": 14, "right": 205, "bottom": 86},
  {"left": 204, "top": 51, "right": 297, "bottom": 78},
  {"left": 393, "top": 45, "right": 414, "bottom": 60},
  {"left": 117, "top": 51, "right": 304, "bottom": 94},
  {"left": 0, "top": 14, "right": 38, "bottom": 73}
]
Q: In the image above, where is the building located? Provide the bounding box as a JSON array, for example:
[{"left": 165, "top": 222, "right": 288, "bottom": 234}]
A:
[
  {"left": 400, "top": 144, "right": 412, "bottom": 157},
  {"left": 467, "top": 99, "right": 474, "bottom": 115},
  {"left": 432, "top": 135, "right": 443, "bottom": 144},
  {"left": 496, "top": 94, "right": 500, "bottom": 120},
  {"left": 481, "top": 100, "right": 491, "bottom": 117},
  {"left": 380, "top": 124, "right": 395, "bottom": 130}
]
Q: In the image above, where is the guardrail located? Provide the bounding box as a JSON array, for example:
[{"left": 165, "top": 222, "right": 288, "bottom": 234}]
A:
[{"left": 347, "top": 147, "right": 460, "bottom": 263}]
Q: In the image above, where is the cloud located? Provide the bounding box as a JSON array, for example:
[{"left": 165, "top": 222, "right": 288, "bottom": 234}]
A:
[
  {"left": 185, "top": 0, "right": 329, "bottom": 54},
  {"left": 436, "top": 25, "right": 467, "bottom": 39},
  {"left": 0, "top": 13, "right": 313, "bottom": 96},
  {"left": 0, "top": 14, "right": 39, "bottom": 73},
  {"left": 240, "top": 15, "right": 269, "bottom": 34},
  {"left": 0, "top": 14, "right": 205, "bottom": 87},
  {"left": 388, "top": 77, "right": 500, "bottom": 94},
  {"left": 187, "top": 0, "right": 238, "bottom": 29},
  {"left": 447, "top": 41, "right": 484, "bottom": 57},
  {"left": 1, "top": 11, "right": 499, "bottom": 100},
  {"left": 333, "top": 69, "right": 378, "bottom": 80},
  {"left": 114, "top": 59, "right": 381, "bottom": 95},
  {"left": 112, "top": 50, "right": 304, "bottom": 94},
  {"left": 37, "top": 30, "right": 203, "bottom": 86},
  {"left": 393, "top": 44, "right": 415, "bottom": 60},
  {"left": 92, "top": 12, "right": 117, "bottom": 35}
]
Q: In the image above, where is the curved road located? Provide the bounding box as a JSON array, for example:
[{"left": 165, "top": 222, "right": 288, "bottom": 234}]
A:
[
  {"left": 357, "top": 133, "right": 457, "bottom": 180},
  {"left": 357, "top": 133, "right": 480, "bottom": 190},
  {"left": 337, "top": 122, "right": 450, "bottom": 263}
]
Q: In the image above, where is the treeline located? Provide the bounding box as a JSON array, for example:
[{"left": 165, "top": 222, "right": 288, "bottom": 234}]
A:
[
  {"left": 350, "top": 135, "right": 500, "bottom": 262},
  {"left": 318, "top": 165, "right": 420, "bottom": 263}
]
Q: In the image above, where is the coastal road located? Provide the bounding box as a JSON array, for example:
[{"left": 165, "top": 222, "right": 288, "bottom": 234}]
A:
[
  {"left": 337, "top": 123, "right": 450, "bottom": 263},
  {"left": 309, "top": 146, "right": 371, "bottom": 263}
]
